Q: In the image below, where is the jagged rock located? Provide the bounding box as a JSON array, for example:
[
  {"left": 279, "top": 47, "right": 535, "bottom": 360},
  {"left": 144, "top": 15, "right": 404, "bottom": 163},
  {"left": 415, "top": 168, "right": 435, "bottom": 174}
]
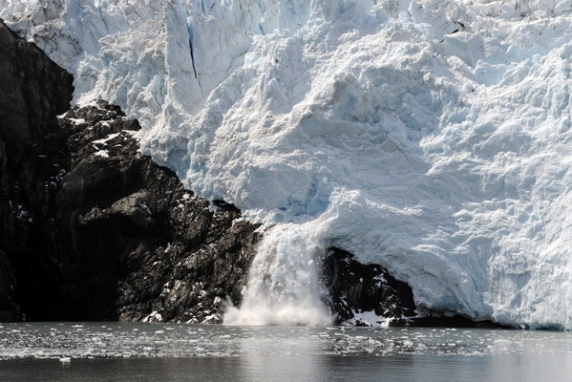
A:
[
  {"left": 322, "top": 248, "right": 507, "bottom": 328},
  {"left": 321, "top": 247, "right": 416, "bottom": 326},
  {"left": 19, "top": 101, "right": 260, "bottom": 322},
  {"left": 0, "top": 97, "right": 260, "bottom": 323}
]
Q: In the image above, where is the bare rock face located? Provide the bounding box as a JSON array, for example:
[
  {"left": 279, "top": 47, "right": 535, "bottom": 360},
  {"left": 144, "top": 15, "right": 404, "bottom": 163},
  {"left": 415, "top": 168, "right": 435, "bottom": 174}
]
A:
[
  {"left": 0, "top": 134, "right": 20, "bottom": 321},
  {"left": 321, "top": 248, "right": 417, "bottom": 326},
  {"left": 19, "top": 101, "right": 260, "bottom": 323},
  {"left": 0, "top": 248, "right": 20, "bottom": 321},
  {"left": 0, "top": 20, "right": 73, "bottom": 167},
  {"left": 0, "top": 19, "right": 74, "bottom": 321},
  {"left": 1, "top": 96, "right": 260, "bottom": 323}
]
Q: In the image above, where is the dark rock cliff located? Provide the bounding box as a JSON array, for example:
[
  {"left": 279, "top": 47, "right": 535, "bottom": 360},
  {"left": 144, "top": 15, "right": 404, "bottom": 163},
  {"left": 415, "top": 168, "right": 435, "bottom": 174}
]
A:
[
  {"left": 2, "top": 97, "right": 260, "bottom": 323},
  {"left": 321, "top": 247, "right": 416, "bottom": 326},
  {"left": 0, "top": 19, "right": 74, "bottom": 321},
  {"left": 0, "top": 19, "right": 501, "bottom": 327}
]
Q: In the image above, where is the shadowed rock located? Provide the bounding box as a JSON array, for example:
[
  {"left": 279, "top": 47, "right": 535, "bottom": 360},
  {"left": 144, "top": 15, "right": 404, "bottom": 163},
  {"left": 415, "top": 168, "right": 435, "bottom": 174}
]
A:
[
  {"left": 0, "top": 19, "right": 73, "bottom": 321},
  {"left": 14, "top": 101, "right": 260, "bottom": 323},
  {"left": 321, "top": 247, "right": 416, "bottom": 326}
]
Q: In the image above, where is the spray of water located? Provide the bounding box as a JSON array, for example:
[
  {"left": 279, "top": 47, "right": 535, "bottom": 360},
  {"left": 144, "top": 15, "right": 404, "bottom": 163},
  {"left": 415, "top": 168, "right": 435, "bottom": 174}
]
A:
[{"left": 224, "top": 222, "right": 333, "bottom": 326}]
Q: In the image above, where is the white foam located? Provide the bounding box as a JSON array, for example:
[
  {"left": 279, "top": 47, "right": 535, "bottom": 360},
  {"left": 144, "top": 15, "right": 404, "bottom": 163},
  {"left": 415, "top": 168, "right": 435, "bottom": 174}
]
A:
[{"left": 224, "top": 223, "right": 333, "bottom": 326}]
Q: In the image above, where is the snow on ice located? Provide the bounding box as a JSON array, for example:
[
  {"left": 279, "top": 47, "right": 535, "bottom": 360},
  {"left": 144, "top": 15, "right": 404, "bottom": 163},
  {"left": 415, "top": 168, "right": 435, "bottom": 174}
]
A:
[{"left": 3, "top": 0, "right": 572, "bottom": 329}]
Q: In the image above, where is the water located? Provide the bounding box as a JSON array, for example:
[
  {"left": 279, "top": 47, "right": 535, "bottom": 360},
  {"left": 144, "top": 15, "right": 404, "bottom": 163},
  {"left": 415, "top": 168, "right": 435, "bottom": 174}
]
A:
[{"left": 1, "top": 323, "right": 572, "bottom": 381}]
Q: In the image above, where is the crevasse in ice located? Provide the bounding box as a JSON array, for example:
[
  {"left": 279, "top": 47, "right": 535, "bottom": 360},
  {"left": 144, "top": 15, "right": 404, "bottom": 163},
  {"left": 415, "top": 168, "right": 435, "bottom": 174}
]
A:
[{"left": 2, "top": 0, "right": 572, "bottom": 329}]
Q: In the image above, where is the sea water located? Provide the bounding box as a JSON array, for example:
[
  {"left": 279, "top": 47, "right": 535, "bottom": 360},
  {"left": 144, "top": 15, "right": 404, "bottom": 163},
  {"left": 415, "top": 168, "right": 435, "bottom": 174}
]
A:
[{"left": 1, "top": 322, "right": 572, "bottom": 382}]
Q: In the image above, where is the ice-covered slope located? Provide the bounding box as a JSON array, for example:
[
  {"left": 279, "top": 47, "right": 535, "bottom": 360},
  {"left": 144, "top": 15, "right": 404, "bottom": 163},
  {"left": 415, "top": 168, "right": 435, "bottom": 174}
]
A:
[{"left": 3, "top": 0, "right": 572, "bottom": 329}]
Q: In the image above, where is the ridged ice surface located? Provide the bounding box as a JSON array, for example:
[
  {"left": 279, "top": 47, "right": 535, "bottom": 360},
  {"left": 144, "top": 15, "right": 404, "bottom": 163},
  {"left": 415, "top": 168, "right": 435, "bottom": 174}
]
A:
[{"left": 2, "top": 0, "right": 572, "bottom": 328}]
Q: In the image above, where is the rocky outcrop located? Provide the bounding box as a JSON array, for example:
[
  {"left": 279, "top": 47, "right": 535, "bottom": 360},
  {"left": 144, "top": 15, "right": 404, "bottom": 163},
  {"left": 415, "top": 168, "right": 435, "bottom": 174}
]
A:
[
  {"left": 11, "top": 101, "right": 260, "bottom": 323},
  {"left": 323, "top": 248, "right": 507, "bottom": 328},
  {"left": 0, "top": 19, "right": 74, "bottom": 321},
  {"left": 322, "top": 248, "right": 416, "bottom": 326}
]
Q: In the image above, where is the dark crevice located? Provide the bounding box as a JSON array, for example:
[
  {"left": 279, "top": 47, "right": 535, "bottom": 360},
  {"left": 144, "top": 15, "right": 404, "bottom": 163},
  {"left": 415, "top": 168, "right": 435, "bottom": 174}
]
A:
[{"left": 186, "top": 20, "right": 198, "bottom": 79}]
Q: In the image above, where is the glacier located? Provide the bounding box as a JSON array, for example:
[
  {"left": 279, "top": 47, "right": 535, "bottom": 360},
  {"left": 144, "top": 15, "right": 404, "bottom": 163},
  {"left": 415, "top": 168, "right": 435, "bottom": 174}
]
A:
[{"left": 2, "top": 0, "right": 572, "bottom": 329}]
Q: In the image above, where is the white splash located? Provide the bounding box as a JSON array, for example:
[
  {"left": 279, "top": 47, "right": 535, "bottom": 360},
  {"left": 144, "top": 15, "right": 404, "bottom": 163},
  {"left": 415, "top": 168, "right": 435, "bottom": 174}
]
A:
[{"left": 224, "top": 223, "right": 333, "bottom": 326}]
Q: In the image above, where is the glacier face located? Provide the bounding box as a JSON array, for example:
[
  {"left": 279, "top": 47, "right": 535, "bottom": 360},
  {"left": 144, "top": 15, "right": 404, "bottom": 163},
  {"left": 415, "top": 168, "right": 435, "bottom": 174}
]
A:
[{"left": 3, "top": 0, "right": 572, "bottom": 328}]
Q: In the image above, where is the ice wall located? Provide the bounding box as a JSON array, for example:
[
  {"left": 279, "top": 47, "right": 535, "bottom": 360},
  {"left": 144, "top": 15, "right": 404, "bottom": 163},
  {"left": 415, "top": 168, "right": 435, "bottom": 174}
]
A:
[{"left": 3, "top": 0, "right": 572, "bottom": 329}]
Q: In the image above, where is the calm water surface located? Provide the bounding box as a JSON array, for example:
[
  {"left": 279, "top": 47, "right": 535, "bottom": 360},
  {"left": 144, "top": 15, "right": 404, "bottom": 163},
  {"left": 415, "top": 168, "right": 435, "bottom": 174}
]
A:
[{"left": 1, "top": 322, "right": 571, "bottom": 381}]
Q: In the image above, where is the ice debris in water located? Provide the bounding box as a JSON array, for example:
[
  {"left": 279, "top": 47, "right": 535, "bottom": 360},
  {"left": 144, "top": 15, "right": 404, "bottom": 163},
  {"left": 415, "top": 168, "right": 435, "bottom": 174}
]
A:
[{"left": 1, "top": 323, "right": 571, "bottom": 360}]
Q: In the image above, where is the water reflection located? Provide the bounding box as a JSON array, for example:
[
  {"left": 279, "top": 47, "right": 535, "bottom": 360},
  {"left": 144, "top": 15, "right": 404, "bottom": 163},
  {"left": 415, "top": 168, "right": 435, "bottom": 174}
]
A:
[
  {"left": 236, "top": 327, "right": 325, "bottom": 381},
  {"left": 1, "top": 323, "right": 572, "bottom": 381}
]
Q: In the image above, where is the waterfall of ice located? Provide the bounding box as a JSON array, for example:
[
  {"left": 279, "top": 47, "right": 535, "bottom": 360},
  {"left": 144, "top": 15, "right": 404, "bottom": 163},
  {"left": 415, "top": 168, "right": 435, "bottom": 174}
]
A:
[{"left": 224, "top": 222, "right": 332, "bottom": 326}]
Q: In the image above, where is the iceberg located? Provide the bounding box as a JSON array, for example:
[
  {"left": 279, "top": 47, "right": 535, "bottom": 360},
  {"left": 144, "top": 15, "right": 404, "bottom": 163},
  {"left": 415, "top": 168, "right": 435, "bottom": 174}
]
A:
[{"left": 3, "top": 0, "right": 572, "bottom": 329}]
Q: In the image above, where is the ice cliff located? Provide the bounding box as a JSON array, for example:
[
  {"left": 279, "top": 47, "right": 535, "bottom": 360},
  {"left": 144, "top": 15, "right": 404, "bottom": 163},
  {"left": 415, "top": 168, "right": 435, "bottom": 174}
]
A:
[{"left": 3, "top": 0, "right": 572, "bottom": 329}]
